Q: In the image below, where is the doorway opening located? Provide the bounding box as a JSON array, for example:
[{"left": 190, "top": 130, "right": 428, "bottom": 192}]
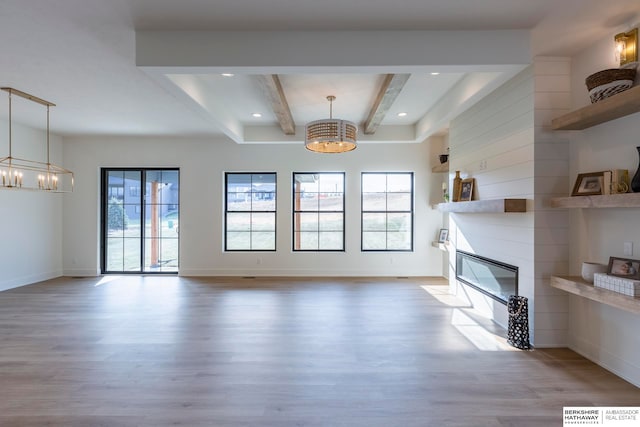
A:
[{"left": 101, "top": 168, "right": 179, "bottom": 273}]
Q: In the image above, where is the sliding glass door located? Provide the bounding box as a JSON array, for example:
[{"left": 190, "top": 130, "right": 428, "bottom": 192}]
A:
[{"left": 102, "top": 168, "right": 179, "bottom": 273}]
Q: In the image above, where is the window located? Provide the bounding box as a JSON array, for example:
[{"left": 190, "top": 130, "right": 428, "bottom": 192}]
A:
[
  {"left": 293, "top": 172, "right": 345, "bottom": 251},
  {"left": 361, "top": 172, "right": 413, "bottom": 251},
  {"left": 102, "top": 168, "right": 179, "bottom": 273},
  {"left": 225, "top": 173, "right": 276, "bottom": 251}
]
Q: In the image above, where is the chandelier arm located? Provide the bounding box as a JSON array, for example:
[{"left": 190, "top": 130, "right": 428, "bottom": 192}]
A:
[
  {"left": 8, "top": 91, "right": 11, "bottom": 159},
  {"left": 47, "top": 105, "right": 50, "bottom": 165}
]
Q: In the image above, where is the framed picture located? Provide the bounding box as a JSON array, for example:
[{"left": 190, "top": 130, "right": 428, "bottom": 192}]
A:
[
  {"left": 607, "top": 257, "right": 640, "bottom": 279},
  {"left": 572, "top": 172, "right": 604, "bottom": 196},
  {"left": 437, "top": 228, "right": 449, "bottom": 243},
  {"left": 458, "top": 178, "right": 474, "bottom": 202}
]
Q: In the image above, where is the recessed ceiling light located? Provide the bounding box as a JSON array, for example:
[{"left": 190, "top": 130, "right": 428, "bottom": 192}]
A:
[
  {"left": 252, "top": 113, "right": 262, "bottom": 118},
  {"left": 431, "top": 72, "right": 440, "bottom": 76},
  {"left": 397, "top": 112, "right": 408, "bottom": 117},
  {"left": 221, "top": 73, "right": 234, "bottom": 77}
]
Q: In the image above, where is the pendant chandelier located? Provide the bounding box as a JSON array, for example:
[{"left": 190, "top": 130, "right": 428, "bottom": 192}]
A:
[
  {"left": 305, "top": 95, "right": 357, "bottom": 153},
  {"left": 0, "top": 88, "right": 74, "bottom": 192}
]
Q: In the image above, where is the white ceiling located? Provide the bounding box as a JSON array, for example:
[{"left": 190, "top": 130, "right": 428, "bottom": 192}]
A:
[
  {"left": 0, "top": 0, "right": 638, "bottom": 143},
  {"left": 168, "top": 72, "right": 465, "bottom": 126}
]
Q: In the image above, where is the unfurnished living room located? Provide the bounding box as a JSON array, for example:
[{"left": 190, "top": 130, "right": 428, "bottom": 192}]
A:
[{"left": 1, "top": 1, "right": 640, "bottom": 426}]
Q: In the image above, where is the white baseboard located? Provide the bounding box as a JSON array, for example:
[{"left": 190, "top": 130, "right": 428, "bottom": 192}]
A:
[
  {"left": 570, "top": 336, "right": 640, "bottom": 388},
  {"left": 63, "top": 268, "right": 101, "bottom": 277},
  {"left": 0, "top": 270, "right": 63, "bottom": 292},
  {"left": 178, "top": 268, "right": 425, "bottom": 277}
]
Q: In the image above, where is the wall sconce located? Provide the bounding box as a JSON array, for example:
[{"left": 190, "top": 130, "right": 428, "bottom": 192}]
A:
[{"left": 615, "top": 28, "right": 638, "bottom": 66}]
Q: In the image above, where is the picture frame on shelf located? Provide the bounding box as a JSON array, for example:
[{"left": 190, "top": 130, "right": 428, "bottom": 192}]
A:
[
  {"left": 571, "top": 172, "right": 604, "bottom": 196},
  {"left": 437, "top": 228, "right": 449, "bottom": 243},
  {"left": 607, "top": 256, "right": 640, "bottom": 280},
  {"left": 458, "top": 178, "right": 474, "bottom": 202}
]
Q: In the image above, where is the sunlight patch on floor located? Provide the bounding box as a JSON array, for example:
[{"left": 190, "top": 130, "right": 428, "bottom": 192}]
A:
[
  {"left": 451, "top": 308, "right": 517, "bottom": 351},
  {"left": 420, "top": 284, "right": 470, "bottom": 308},
  {"left": 95, "top": 275, "right": 123, "bottom": 287},
  {"left": 420, "top": 284, "right": 517, "bottom": 352}
]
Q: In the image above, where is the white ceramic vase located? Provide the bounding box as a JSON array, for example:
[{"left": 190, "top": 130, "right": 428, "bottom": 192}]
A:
[{"left": 581, "top": 262, "right": 607, "bottom": 283}]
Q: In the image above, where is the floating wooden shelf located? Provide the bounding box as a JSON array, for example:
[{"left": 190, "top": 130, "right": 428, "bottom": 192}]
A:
[
  {"left": 550, "top": 275, "right": 640, "bottom": 314},
  {"left": 431, "top": 241, "right": 450, "bottom": 251},
  {"left": 435, "top": 199, "right": 527, "bottom": 213},
  {"left": 551, "top": 85, "right": 640, "bottom": 130},
  {"left": 550, "top": 193, "right": 640, "bottom": 209},
  {"left": 432, "top": 162, "right": 449, "bottom": 173}
]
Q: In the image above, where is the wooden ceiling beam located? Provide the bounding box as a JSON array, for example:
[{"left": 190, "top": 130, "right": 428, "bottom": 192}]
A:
[
  {"left": 363, "top": 73, "right": 410, "bottom": 135},
  {"left": 256, "top": 75, "right": 296, "bottom": 135}
]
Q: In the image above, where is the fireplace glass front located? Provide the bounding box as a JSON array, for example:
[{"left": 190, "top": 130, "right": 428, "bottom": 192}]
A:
[{"left": 455, "top": 250, "right": 518, "bottom": 304}]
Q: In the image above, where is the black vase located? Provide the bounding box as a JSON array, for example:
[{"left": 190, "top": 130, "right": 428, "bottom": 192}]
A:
[{"left": 632, "top": 146, "right": 640, "bottom": 193}]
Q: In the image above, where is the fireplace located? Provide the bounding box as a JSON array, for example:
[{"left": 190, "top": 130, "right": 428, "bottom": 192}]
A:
[{"left": 455, "top": 250, "right": 518, "bottom": 304}]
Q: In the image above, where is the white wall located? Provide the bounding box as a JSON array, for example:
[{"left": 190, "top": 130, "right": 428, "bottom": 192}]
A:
[
  {"left": 533, "top": 57, "right": 571, "bottom": 347},
  {"left": 447, "top": 67, "right": 536, "bottom": 334},
  {"left": 428, "top": 135, "right": 450, "bottom": 277},
  {"left": 564, "top": 32, "right": 640, "bottom": 386},
  {"left": 62, "top": 136, "right": 443, "bottom": 277},
  {"left": 0, "top": 120, "right": 64, "bottom": 291}
]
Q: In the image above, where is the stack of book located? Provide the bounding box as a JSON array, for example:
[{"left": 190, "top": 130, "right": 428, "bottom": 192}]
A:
[{"left": 602, "top": 169, "right": 630, "bottom": 194}]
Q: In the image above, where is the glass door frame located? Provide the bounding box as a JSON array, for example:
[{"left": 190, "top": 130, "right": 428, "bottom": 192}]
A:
[{"left": 100, "top": 167, "right": 180, "bottom": 274}]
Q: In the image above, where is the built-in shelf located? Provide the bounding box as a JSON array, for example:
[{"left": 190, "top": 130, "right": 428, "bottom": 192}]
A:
[
  {"left": 431, "top": 241, "right": 450, "bottom": 251},
  {"left": 550, "top": 192, "right": 640, "bottom": 209},
  {"left": 550, "top": 275, "right": 640, "bottom": 314},
  {"left": 432, "top": 162, "right": 449, "bottom": 173},
  {"left": 435, "top": 198, "right": 527, "bottom": 213},
  {"left": 551, "top": 85, "right": 640, "bottom": 130}
]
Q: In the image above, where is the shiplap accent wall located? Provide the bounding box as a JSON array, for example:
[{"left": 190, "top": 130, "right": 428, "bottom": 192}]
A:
[
  {"left": 447, "top": 60, "right": 571, "bottom": 346},
  {"left": 532, "top": 57, "right": 571, "bottom": 347},
  {"left": 447, "top": 66, "right": 536, "bottom": 336}
]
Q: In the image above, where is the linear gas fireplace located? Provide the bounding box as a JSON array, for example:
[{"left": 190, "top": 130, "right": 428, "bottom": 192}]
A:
[{"left": 456, "top": 250, "right": 518, "bottom": 304}]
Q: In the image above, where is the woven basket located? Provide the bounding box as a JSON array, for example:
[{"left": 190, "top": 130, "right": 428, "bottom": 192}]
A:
[{"left": 585, "top": 68, "right": 636, "bottom": 103}]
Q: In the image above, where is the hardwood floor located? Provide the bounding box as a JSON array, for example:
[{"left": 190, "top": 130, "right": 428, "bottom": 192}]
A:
[{"left": 0, "top": 276, "right": 638, "bottom": 426}]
